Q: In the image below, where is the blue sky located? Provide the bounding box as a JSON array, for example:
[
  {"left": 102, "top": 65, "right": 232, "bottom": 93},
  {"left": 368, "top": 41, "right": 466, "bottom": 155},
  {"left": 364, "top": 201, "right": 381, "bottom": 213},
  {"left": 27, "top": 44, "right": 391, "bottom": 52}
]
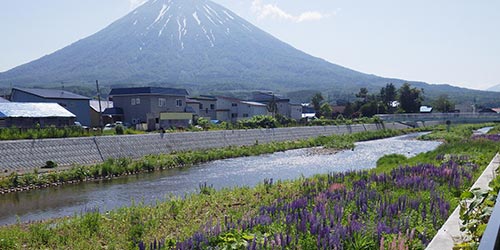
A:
[{"left": 0, "top": 0, "right": 499, "bottom": 90}]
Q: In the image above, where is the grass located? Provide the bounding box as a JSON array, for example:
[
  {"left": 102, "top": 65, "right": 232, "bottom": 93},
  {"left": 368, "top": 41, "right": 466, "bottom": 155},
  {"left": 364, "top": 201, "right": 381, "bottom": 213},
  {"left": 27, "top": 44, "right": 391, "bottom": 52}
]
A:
[{"left": 0, "top": 126, "right": 144, "bottom": 140}]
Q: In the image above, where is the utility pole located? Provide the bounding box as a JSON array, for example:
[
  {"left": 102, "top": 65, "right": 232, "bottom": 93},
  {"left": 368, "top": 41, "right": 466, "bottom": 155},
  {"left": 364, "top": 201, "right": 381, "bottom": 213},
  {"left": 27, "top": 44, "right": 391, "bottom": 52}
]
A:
[{"left": 96, "top": 80, "right": 103, "bottom": 129}]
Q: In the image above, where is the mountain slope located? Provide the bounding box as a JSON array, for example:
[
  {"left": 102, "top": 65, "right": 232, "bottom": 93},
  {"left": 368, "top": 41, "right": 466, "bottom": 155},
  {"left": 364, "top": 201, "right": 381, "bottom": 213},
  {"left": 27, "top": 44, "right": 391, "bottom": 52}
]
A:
[
  {"left": 0, "top": 0, "right": 498, "bottom": 106},
  {"left": 0, "top": 0, "right": 378, "bottom": 90},
  {"left": 487, "top": 84, "right": 500, "bottom": 92}
]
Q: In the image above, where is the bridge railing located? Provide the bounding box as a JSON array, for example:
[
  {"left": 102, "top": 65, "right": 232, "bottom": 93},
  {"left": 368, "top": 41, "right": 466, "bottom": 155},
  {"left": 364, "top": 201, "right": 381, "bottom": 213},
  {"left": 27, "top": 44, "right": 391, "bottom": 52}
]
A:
[
  {"left": 376, "top": 112, "right": 500, "bottom": 122},
  {"left": 479, "top": 189, "right": 500, "bottom": 250}
]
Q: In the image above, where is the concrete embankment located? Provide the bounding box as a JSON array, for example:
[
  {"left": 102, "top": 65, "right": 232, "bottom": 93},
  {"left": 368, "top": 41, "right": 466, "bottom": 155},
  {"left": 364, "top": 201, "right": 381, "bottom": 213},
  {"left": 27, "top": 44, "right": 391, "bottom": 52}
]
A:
[{"left": 0, "top": 123, "right": 411, "bottom": 174}]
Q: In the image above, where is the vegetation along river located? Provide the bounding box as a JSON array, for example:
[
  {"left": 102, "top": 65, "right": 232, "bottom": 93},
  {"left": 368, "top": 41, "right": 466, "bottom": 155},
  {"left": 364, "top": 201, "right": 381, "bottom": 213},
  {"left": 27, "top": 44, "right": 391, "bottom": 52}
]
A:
[{"left": 0, "top": 132, "right": 441, "bottom": 225}]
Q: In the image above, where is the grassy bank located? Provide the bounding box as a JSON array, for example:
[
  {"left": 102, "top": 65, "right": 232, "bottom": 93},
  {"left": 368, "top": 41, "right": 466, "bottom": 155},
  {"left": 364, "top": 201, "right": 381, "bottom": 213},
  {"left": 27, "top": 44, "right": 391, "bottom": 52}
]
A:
[
  {"left": 0, "top": 124, "right": 498, "bottom": 249},
  {"left": 0, "top": 126, "right": 143, "bottom": 140},
  {"left": 0, "top": 128, "right": 411, "bottom": 192}
]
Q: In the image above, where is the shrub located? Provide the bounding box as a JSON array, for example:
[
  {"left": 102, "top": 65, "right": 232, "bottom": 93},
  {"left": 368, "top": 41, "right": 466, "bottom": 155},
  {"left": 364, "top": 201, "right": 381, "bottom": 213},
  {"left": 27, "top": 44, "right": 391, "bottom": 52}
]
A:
[
  {"left": 115, "top": 125, "right": 124, "bottom": 135},
  {"left": 43, "top": 161, "right": 57, "bottom": 169}
]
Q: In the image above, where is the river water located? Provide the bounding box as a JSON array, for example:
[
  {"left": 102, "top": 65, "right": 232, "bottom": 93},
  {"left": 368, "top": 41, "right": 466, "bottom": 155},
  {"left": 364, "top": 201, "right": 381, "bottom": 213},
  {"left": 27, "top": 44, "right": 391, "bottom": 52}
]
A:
[{"left": 0, "top": 132, "right": 441, "bottom": 225}]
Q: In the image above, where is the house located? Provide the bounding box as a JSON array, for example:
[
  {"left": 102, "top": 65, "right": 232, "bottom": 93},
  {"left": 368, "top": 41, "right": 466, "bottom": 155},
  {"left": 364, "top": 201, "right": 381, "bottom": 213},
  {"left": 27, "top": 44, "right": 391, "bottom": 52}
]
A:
[
  {"left": 10, "top": 88, "right": 91, "bottom": 126},
  {"left": 238, "top": 101, "right": 269, "bottom": 119},
  {"left": 89, "top": 100, "right": 113, "bottom": 127},
  {"left": 252, "top": 91, "right": 292, "bottom": 119},
  {"left": 0, "top": 97, "right": 9, "bottom": 103},
  {"left": 215, "top": 96, "right": 269, "bottom": 122},
  {"left": 301, "top": 104, "right": 316, "bottom": 119},
  {"left": 0, "top": 102, "right": 76, "bottom": 128},
  {"left": 288, "top": 103, "right": 302, "bottom": 120},
  {"left": 332, "top": 106, "right": 346, "bottom": 117},
  {"left": 215, "top": 96, "right": 241, "bottom": 123},
  {"left": 109, "top": 87, "right": 191, "bottom": 130},
  {"left": 479, "top": 108, "right": 500, "bottom": 113},
  {"left": 187, "top": 96, "right": 217, "bottom": 120},
  {"left": 455, "top": 103, "right": 475, "bottom": 113}
]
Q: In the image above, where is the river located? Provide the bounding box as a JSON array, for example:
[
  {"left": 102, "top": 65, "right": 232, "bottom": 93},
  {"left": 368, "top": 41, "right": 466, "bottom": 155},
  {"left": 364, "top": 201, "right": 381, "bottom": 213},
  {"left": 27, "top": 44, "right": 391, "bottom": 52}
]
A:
[{"left": 0, "top": 132, "right": 441, "bottom": 225}]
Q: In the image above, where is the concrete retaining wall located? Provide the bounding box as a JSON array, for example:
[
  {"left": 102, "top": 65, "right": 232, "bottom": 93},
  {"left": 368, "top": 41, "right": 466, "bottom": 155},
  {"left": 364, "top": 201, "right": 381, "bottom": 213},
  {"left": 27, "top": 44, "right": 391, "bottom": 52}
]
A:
[{"left": 0, "top": 123, "right": 409, "bottom": 173}]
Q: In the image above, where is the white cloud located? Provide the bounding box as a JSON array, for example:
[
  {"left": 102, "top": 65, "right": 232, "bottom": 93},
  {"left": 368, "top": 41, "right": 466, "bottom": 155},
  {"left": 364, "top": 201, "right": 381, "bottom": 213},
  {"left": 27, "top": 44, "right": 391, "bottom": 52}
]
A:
[
  {"left": 251, "top": 0, "right": 329, "bottom": 23},
  {"left": 129, "top": 0, "right": 148, "bottom": 10}
]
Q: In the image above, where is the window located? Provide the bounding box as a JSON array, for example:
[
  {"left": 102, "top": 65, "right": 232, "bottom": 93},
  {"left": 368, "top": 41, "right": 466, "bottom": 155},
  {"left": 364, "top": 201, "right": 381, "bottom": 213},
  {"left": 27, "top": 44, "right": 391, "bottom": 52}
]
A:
[
  {"left": 199, "top": 104, "right": 203, "bottom": 110},
  {"left": 176, "top": 99, "right": 183, "bottom": 107},
  {"left": 210, "top": 104, "right": 215, "bottom": 110},
  {"left": 158, "top": 98, "right": 167, "bottom": 107},
  {"left": 243, "top": 114, "right": 249, "bottom": 118},
  {"left": 231, "top": 113, "right": 238, "bottom": 118},
  {"left": 231, "top": 103, "right": 238, "bottom": 107},
  {"left": 131, "top": 98, "right": 140, "bottom": 106}
]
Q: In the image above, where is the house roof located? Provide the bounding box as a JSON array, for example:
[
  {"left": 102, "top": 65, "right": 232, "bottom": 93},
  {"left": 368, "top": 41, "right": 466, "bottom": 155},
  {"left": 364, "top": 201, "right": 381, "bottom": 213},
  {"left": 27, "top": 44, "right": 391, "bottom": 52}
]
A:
[
  {"left": 109, "top": 87, "right": 189, "bottom": 96},
  {"left": 102, "top": 107, "right": 123, "bottom": 116},
  {"left": 0, "top": 103, "right": 76, "bottom": 118},
  {"left": 240, "top": 101, "right": 267, "bottom": 107},
  {"left": 13, "top": 88, "right": 90, "bottom": 100},
  {"left": 252, "top": 91, "right": 290, "bottom": 102},
  {"left": 190, "top": 96, "right": 217, "bottom": 101},
  {"left": 216, "top": 96, "right": 242, "bottom": 102},
  {"left": 186, "top": 98, "right": 201, "bottom": 104},
  {"left": 90, "top": 100, "right": 113, "bottom": 112},
  {"left": 0, "top": 97, "right": 9, "bottom": 103}
]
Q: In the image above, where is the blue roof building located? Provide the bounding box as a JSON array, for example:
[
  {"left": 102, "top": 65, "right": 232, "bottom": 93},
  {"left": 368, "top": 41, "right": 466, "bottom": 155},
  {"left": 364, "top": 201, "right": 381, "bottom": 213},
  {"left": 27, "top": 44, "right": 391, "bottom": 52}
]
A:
[{"left": 11, "top": 88, "right": 91, "bottom": 126}]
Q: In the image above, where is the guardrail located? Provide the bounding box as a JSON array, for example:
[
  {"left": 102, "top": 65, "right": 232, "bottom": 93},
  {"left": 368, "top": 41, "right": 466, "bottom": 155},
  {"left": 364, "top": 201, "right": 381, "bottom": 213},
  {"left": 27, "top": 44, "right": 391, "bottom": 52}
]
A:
[
  {"left": 376, "top": 113, "right": 500, "bottom": 123},
  {"left": 479, "top": 190, "right": 500, "bottom": 249}
]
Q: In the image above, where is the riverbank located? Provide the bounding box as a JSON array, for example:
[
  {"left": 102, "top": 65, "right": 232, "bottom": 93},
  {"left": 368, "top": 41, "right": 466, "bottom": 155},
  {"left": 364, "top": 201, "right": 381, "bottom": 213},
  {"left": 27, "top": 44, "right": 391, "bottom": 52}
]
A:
[
  {"left": 1, "top": 123, "right": 408, "bottom": 173},
  {"left": 0, "top": 128, "right": 415, "bottom": 194},
  {"left": 0, "top": 124, "right": 497, "bottom": 249}
]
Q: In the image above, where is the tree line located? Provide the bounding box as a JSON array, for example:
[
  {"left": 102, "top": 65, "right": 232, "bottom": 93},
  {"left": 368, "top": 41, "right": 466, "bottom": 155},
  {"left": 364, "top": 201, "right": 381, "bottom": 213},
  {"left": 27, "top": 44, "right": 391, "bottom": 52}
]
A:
[{"left": 311, "top": 83, "right": 454, "bottom": 118}]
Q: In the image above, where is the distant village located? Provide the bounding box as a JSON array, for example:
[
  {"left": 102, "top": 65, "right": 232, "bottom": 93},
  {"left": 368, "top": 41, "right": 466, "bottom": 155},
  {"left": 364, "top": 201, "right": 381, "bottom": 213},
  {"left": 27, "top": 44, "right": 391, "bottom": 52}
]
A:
[
  {"left": 1, "top": 86, "right": 499, "bottom": 130},
  {"left": 0, "top": 87, "right": 307, "bottom": 130}
]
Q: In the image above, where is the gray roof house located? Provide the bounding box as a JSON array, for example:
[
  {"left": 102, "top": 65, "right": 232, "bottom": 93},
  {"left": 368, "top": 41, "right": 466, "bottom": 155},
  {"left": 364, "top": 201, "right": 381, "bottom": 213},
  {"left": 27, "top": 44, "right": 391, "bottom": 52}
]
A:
[
  {"left": 10, "top": 88, "right": 91, "bottom": 126},
  {"left": 109, "top": 87, "right": 191, "bottom": 130},
  {"left": 0, "top": 102, "right": 76, "bottom": 128}
]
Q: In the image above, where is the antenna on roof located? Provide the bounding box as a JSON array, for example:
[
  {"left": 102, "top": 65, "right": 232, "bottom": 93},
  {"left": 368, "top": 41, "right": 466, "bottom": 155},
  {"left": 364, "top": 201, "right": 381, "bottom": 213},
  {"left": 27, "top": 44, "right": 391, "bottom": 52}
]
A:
[{"left": 61, "top": 81, "right": 65, "bottom": 95}]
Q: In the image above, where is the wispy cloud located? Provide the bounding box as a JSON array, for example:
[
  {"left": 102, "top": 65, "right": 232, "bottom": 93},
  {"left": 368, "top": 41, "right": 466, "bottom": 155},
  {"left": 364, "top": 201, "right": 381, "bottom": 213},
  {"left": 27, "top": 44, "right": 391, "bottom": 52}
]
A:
[
  {"left": 251, "top": 0, "right": 329, "bottom": 23},
  {"left": 129, "top": 0, "right": 148, "bottom": 10}
]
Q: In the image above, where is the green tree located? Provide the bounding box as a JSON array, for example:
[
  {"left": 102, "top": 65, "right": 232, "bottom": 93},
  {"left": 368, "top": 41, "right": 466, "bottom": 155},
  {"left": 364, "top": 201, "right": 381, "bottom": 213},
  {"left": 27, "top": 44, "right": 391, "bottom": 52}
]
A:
[
  {"left": 343, "top": 102, "right": 355, "bottom": 118},
  {"left": 359, "top": 101, "right": 379, "bottom": 117},
  {"left": 380, "top": 83, "right": 397, "bottom": 104},
  {"left": 398, "top": 83, "right": 423, "bottom": 113},
  {"left": 318, "top": 103, "right": 333, "bottom": 118},
  {"left": 433, "top": 95, "right": 454, "bottom": 112},
  {"left": 266, "top": 97, "right": 278, "bottom": 117},
  {"left": 310, "top": 93, "right": 324, "bottom": 116},
  {"left": 356, "top": 88, "right": 369, "bottom": 104}
]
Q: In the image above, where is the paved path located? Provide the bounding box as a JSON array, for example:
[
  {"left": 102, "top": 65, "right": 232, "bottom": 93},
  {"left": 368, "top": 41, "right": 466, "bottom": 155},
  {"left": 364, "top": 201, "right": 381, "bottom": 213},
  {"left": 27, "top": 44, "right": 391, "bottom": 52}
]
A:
[{"left": 426, "top": 153, "right": 500, "bottom": 249}]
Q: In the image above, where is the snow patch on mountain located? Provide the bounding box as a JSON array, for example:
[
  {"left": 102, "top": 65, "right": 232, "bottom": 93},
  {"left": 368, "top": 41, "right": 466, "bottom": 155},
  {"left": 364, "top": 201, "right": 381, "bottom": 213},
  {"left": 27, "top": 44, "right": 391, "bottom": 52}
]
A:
[
  {"left": 192, "top": 12, "right": 201, "bottom": 25},
  {"left": 153, "top": 4, "right": 169, "bottom": 25}
]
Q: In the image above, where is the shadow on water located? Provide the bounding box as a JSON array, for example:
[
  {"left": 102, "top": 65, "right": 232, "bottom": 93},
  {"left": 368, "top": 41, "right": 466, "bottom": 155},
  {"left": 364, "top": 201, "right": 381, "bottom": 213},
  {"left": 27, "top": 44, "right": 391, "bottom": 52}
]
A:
[{"left": 0, "top": 132, "right": 441, "bottom": 225}]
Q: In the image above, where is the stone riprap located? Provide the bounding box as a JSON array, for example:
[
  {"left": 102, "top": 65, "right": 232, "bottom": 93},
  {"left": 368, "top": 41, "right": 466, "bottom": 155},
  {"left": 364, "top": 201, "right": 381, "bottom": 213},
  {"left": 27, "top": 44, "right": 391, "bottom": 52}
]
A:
[{"left": 0, "top": 123, "right": 409, "bottom": 173}]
